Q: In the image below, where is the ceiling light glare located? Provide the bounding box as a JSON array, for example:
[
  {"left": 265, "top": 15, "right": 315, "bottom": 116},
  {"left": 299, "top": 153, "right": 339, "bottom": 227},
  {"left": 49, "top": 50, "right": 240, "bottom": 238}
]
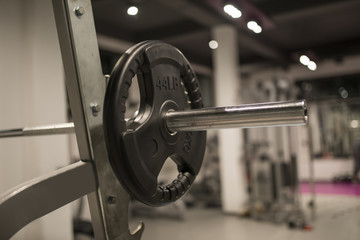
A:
[
  {"left": 253, "top": 25, "right": 262, "bottom": 33},
  {"left": 307, "top": 61, "right": 317, "bottom": 71},
  {"left": 223, "top": 4, "right": 242, "bottom": 18},
  {"left": 299, "top": 55, "right": 310, "bottom": 65},
  {"left": 247, "top": 21, "right": 262, "bottom": 34},
  {"left": 339, "top": 87, "right": 349, "bottom": 99},
  {"left": 351, "top": 120, "right": 359, "bottom": 128},
  {"left": 127, "top": 6, "right": 138, "bottom": 16},
  {"left": 209, "top": 40, "right": 218, "bottom": 50}
]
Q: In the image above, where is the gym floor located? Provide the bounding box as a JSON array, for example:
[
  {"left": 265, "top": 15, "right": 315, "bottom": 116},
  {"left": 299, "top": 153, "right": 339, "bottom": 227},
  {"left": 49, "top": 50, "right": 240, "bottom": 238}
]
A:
[
  {"left": 75, "top": 183, "right": 360, "bottom": 240},
  {"left": 129, "top": 193, "right": 360, "bottom": 240}
]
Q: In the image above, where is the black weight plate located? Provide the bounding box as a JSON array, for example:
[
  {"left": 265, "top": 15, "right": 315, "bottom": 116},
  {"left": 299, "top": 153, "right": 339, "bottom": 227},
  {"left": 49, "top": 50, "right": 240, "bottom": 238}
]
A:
[{"left": 103, "top": 41, "right": 206, "bottom": 206}]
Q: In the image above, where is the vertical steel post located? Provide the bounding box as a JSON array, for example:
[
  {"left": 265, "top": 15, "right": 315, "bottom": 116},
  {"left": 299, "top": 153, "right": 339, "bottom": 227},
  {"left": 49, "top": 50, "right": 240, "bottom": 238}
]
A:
[{"left": 52, "top": 0, "right": 143, "bottom": 239}]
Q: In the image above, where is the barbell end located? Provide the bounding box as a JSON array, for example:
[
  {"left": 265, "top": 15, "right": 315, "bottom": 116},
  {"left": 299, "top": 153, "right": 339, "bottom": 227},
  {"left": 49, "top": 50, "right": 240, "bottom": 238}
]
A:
[
  {"left": 0, "top": 123, "right": 75, "bottom": 138},
  {"left": 165, "top": 100, "right": 308, "bottom": 132}
]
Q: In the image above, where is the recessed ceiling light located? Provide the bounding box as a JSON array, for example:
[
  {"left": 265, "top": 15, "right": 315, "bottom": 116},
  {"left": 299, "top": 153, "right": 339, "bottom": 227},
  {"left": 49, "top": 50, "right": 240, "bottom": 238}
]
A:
[
  {"left": 339, "top": 87, "right": 348, "bottom": 99},
  {"left": 247, "top": 21, "right": 262, "bottom": 34},
  {"left": 209, "top": 40, "right": 218, "bottom": 50},
  {"left": 299, "top": 55, "right": 310, "bottom": 65},
  {"left": 307, "top": 61, "right": 317, "bottom": 71},
  {"left": 223, "top": 4, "right": 242, "bottom": 18},
  {"left": 350, "top": 120, "right": 359, "bottom": 128},
  {"left": 127, "top": 6, "right": 138, "bottom": 16}
]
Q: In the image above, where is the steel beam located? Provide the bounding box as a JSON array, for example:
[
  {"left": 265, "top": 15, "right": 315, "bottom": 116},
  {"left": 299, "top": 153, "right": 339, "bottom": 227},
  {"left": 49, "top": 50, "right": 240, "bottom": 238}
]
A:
[{"left": 0, "top": 161, "right": 95, "bottom": 239}]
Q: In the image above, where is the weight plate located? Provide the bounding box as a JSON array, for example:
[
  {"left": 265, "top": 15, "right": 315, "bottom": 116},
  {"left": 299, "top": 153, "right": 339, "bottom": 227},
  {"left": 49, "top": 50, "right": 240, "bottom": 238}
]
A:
[{"left": 103, "top": 41, "right": 207, "bottom": 206}]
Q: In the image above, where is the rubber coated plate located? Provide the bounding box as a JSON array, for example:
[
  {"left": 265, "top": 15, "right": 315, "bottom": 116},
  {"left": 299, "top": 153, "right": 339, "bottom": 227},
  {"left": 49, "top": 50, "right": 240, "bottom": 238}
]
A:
[{"left": 103, "top": 41, "right": 206, "bottom": 206}]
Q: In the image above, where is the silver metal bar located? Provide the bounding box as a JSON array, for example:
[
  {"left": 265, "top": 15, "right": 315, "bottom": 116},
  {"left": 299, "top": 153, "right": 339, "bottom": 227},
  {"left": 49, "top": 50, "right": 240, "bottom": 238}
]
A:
[
  {"left": 166, "top": 100, "right": 307, "bottom": 132},
  {"left": 0, "top": 123, "right": 74, "bottom": 138},
  {"left": 0, "top": 100, "right": 307, "bottom": 138},
  {"left": 0, "top": 161, "right": 96, "bottom": 239}
]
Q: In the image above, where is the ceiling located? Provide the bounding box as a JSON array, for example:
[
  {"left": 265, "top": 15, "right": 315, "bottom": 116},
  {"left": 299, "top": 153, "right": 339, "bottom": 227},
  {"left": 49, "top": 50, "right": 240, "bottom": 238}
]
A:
[{"left": 92, "top": 0, "right": 360, "bottom": 69}]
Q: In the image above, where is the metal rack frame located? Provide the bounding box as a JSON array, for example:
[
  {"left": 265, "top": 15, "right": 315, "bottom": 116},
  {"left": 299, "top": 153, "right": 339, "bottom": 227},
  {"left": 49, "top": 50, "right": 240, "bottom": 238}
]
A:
[{"left": 0, "top": 0, "right": 143, "bottom": 239}]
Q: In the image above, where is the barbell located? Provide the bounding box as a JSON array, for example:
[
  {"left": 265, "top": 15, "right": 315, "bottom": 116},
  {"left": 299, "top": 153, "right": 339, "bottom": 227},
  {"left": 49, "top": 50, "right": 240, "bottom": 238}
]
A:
[{"left": 0, "top": 41, "right": 307, "bottom": 207}]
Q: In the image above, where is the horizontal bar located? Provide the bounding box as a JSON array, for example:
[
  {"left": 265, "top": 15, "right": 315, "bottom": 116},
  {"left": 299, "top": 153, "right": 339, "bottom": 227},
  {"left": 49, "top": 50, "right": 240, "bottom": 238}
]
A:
[
  {"left": 165, "top": 100, "right": 307, "bottom": 132},
  {"left": 0, "top": 100, "right": 307, "bottom": 138},
  {"left": 0, "top": 161, "right": 96, "bottom": 239},
  {"left": 0, "top": 122, "right": 74, "bottom": 138}
]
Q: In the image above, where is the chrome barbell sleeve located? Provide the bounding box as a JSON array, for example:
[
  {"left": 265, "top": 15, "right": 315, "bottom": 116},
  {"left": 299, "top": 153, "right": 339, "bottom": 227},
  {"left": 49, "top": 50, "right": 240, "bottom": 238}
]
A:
[{"left": 165, "top": 100, "right": 307, "bottom": 132}]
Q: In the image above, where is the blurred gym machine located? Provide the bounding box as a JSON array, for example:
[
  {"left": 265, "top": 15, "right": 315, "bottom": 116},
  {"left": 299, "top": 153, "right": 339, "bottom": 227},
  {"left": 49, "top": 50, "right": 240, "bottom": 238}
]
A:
[
  {"left": 246, "top": 80, "right": 309, "bottom": 228},
  {"left": 0, "top": 0, "right": 308, "bottom": 239}
]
